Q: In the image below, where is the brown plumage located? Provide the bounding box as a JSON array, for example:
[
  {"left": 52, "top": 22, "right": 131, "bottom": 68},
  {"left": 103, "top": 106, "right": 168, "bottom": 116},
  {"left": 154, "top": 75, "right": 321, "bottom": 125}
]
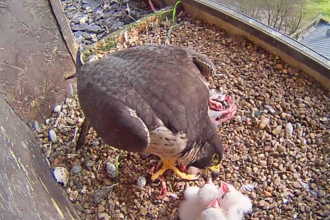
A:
[{"left": 75, "top": 45, "right": 225, "bottom": 183}]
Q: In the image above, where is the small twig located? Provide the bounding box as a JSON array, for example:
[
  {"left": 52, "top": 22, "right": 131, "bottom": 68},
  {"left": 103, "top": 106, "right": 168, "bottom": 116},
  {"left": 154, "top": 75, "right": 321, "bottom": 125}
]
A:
[
  {"left": 128, "top": 15, "right": 136, "bottom": 21},
  {"left": 54, "top": 112, "right": 63, "bottom": 128},
  {"left": 323, "top": 95, "right": 330, "bottom": 103},
  {"left": 46, "top": 142, "right": 52, "bottom": 158},
  {"left": 124, "top": 28, "right": 128, "bottom": 42},
  {"left": 65, "top": 73, "right": 77, "bottom": 80},
  {"left": 69, "top": 83, "right": 75, "bottom": 96},
  {"left": 107, "top": 183, "right": 119, "bottom": 189},
  {"left": 72, "top": 127, "right": 78, "bottom": 144},
  {"left": 126, "top": 3, "right": 131, "bottom": 15}
]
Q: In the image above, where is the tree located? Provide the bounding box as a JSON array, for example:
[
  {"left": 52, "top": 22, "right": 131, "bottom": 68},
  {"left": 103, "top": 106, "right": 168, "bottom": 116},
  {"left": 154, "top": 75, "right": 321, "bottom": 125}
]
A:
[
  {"left": 284, "top": 0, "right": 307, "bottom": 35},
  {"left": 235, "top": 0, "right": 307, "bottom": 35},
  {"left": 237, "top": 0, "right": 263, "bottom": 21}
]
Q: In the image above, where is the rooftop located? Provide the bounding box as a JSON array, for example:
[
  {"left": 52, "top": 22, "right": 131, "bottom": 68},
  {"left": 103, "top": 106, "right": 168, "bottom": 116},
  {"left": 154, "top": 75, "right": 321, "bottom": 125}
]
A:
[{"left": 301, "top": 19, "right": 330, "bottom": 60}]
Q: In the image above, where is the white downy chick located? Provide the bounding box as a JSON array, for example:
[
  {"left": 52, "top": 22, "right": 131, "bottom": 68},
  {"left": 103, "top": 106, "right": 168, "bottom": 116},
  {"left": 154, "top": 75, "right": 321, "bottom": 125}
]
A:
[
  {"left": 198, "top": 207, "right": 227, "bottom": 220},
  {"left": 197, "top": 177, "right": 221, "bottom": 209},
  {"left": 184, "top": 185, "right": 200, "bottom": 201},
  {"left": 218, "top": 182, "right": 253, "bottom": 220},
  {"left": 179, "top": 178, "right": 225, "bottom": 220},
  {"left": 197, "top": 190, "right": 227, "bottom": 220},
  {"left": 178, "top": 186, "right": 200, "bottom": 220}
]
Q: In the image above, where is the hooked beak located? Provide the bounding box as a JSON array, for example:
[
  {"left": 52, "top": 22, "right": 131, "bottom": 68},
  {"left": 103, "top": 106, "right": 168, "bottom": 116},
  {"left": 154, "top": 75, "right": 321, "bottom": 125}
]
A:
[{"left": 202, "top": 164, "right": 221, "bottom": 180}]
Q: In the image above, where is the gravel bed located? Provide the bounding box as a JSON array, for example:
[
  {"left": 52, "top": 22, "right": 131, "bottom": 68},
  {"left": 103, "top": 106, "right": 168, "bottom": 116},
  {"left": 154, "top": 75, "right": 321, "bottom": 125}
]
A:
[
  {"left": 61, "top": 0, "right": 153, "bottom": 46},
  {"left": 36, "top": 15, "right": 330, "bottom": 220}
]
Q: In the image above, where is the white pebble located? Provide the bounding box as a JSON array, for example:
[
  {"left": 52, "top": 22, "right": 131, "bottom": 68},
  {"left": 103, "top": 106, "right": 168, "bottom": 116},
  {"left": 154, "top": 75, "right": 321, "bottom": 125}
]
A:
[
  {"left": 49, "top": 129, "right": 57, "bottom": 143},
  {"left": 87, "top": 54, "right": 99, "bottom": 63},
  {"left": 32, "top": 120, "right": 39, "bottom": 130},
  {"left": 66, "top": 188, "right": 78, "bottom": 202},
  {"left": 137, "top": 176, "right": 146, "bottom": 188},
  {"left": 53, "top": 105, "right": 62, "bottom": 113},
  {"left": 97, "top": 213, "right": 110, "bottom": 220},
  {"left": 105, "top": 162, "right": 116, "bottom": 178},
  {"left": 285, "top": 123, "right": 294, "bottom": 138},
  {"left": 53, "top": 167, "right": 69, "bottom": 186},
  {"left": 264, "top": 105, "right": 275, "bottom": 114}
]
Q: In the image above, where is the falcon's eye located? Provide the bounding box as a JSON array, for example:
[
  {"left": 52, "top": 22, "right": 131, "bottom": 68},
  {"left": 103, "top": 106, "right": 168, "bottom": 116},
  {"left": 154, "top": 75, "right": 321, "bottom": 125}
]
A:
[{"left": 211, "top": 153, "right": 220, "bottom": 164}]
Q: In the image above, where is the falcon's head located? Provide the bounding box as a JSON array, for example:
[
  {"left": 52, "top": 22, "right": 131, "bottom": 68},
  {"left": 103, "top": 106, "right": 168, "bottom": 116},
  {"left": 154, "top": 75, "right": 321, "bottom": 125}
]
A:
[{"left": 188, "top": 134, "right": 224, "bottom": 171}]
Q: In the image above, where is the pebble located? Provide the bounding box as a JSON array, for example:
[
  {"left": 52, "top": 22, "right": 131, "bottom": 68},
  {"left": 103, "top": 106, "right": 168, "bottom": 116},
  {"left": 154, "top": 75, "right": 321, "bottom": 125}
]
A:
[
  {"left": 71, "top": 165, "right": 82, "bottom": 174},
  {"left": 85, "top": 160, "right": 94, "bottom": 169},
  {"left": 53, "top": 167, "right": 69, "bottom": 186},
  {"left": 94, "top": 188, "right": 113, "bottom": 204},
  {"left": 32, "top": 120, "right": 39, "bottom": 130},
  {"left": 71, "top": 24, "right": 103, "bottom": 32},
  {"left": 105, "top": 162, "right": 116, "bottom": 178},
  {"left": 259, "top": 118, "right": 270, "bottom": 129},
  {"left": 285, "top": 139, "right": 296, "bottom": 148},
  {"left": 67, "top": 189, "right": 78, "bottom": 202},
  {"left": 98, "top": 213, "right": 110, "bottom": 220},
  {"left": 86, "top": 55, "right": 99, "bottom": 63},
  {"left": 53, "top": 105, "right": 62, "bottom": 113},
  {"left": 276, "top": 64, "right": 283, "bottom": 70},
  {"left": 49, "top": 129, "right": 57, "bottom": 143},
  {"left": 98, "top": 205, "right": 105, "bottom": 213},
  {"left": 258, "top": 159, "right": 267, "bottom": 167},
  {"left": 258, "top": 200, "right": 266, "bottom": 207},
  {"left": 264, "top": 105, "right": 276, "bottom": 114},
  {"left": 277, "top": 145, "right": 286, "bottom": 153},
  {"left": 245, "top": 167, "right": 252, "bottom": 173},
  {"left": 103, "top": 179, "right": 113, "bottom": 186},
  {"left": 272, "top": 125, "right": 282, "bottom": 135},
  {"left": 139, "top": 153, "right": 149, "bottom": 160},
  {"left": 137, "top": 176, "right": 146, "bottom": 188},
  {"left": 285, "top": 123, "right": 294, "bottom": 138}
]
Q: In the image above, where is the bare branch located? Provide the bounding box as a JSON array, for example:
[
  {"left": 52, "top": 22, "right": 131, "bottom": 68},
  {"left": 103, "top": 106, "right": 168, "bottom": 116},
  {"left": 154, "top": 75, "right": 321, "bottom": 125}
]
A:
[{"left": 236, "top": 0, "right": 307, "bottom": 35}]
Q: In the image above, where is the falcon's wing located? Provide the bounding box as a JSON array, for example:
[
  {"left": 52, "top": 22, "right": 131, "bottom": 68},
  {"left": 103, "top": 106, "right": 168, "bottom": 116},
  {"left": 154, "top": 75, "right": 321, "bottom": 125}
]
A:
[
  {"left": 78, "top": 77, "right": 153, "bottom": 152},
  {"left": 111, "top": 45, "right": 212, "bottom": 144}
]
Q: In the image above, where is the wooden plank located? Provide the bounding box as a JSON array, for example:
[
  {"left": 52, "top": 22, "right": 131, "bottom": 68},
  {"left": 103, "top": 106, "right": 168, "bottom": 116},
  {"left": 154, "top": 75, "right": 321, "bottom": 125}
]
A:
[
  {"left": 0, "top": 95, "right": 80, "bottom": 220},
  {"left": 49, "top": 0, "right": 79, "bottom": 63},
  {"left": 0, "top": 0, "right": 76, "bottom": 124}
]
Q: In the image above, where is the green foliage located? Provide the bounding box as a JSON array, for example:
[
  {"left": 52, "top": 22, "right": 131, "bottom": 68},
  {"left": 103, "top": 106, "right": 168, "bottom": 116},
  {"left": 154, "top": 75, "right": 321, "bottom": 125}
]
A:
[
  {"left": 165, "top": 0, "right": 182, "bottom": 44},
  {"left": 306, "top": 0, "right": 330, "bottom": 20},
  {"left": 115, "top": 154, "right": 120, "bottom": 180}
]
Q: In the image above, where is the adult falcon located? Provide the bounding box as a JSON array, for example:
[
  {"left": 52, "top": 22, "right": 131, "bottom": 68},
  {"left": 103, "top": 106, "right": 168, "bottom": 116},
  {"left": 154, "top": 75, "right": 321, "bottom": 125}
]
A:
[{"left": 73, "top": 45, "right": 237, "bottom": 197}]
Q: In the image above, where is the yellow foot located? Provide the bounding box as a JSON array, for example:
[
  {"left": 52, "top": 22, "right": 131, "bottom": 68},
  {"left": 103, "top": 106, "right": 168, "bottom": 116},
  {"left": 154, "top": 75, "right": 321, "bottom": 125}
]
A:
[{"left": 150, "top": 157, "right": 199, "bottom": 181}]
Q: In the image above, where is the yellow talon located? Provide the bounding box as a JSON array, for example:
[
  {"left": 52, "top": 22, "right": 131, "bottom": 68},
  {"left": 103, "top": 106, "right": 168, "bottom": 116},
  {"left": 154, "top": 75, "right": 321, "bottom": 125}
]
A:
[{"left": 151, "top": 157, "right": 199, "bottom": 181}]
